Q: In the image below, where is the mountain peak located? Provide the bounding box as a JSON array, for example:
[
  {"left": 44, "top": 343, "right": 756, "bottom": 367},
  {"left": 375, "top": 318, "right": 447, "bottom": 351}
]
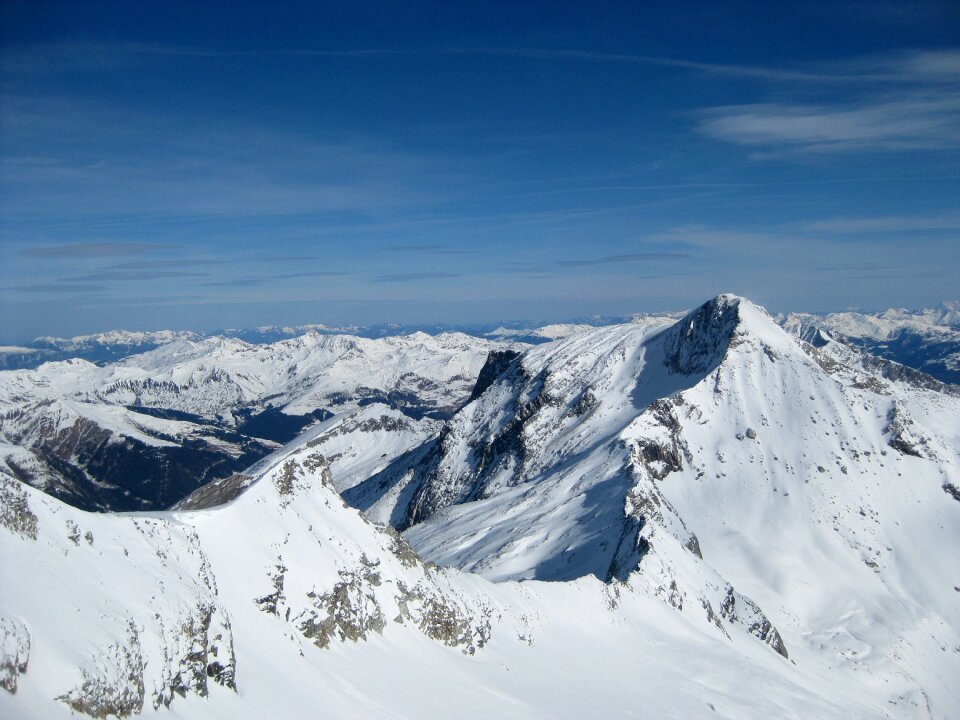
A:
[{"left": 662, "top": 294, "right": 744, "bottom": 375}]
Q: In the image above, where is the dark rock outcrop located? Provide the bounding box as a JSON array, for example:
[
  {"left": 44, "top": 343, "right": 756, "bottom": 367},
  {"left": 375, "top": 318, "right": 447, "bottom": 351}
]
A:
[
  {"left": 663, "top": 296, "right": 741, "bottom": 375},
  {"left": 469, "top": 350, "right": 521, "bottom": 402}
]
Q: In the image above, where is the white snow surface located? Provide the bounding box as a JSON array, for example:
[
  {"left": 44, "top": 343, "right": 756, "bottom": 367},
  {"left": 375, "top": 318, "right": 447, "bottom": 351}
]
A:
[
  {"left": 780, "top": 303, "right": 960, "bottom": 341},
  {"left": 243, "top": 403, "right": 442, "bottom": 494},
  {"left": 486, "top": 323, "right": 598, "bottom": 341},
  {"left": 346, "top": 295, "right": 960, "bottom": 717},
  {"left": 31, "top": 330, "right": 201, "bottom": 352},
  {"left": 0, "top": 410, "right": 954, "bottom": 719},
  {"left": 778, "top": 304, "right": 960, "bottom": 382},
  {"left": 485, "top": 314, "right": 678, "bottom": 343},
  {"left": 1, "top": 295, "right": 958, "bottom": 718},
  {"left": 0, "top": 331, "right": 508, "bottom": 448}
]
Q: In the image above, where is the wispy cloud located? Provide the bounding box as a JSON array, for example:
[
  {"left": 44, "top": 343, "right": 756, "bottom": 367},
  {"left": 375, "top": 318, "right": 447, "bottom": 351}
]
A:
[
  {"left": 63, "top": 270, "right": 208, "bottom": 282},
  {"left": 839, "top": 48, "right": 960, "bottom": 83},
  {"left": 202, "top": 270, "right": 349, "bottom": 287},
  {"left": 501, "top": 266, "right": 556, "bottom": 275},
  {"left": 698, "top": 93, "right": 960, "bottom": 153},
  {"left": 375, "top": 272, "right": 461, "bottom": 283},
  {"left": 557, "top": 252, "right": 690, "bottom": 267},
  {"left": 386, "top": 244, "right": 449, "bottom": 252},
  {"left": 10, "top": 43, "right": 959, "bottom": 86},
  {"left": 695, "top": 48, "right": 960, "bottom": 156},
  {"left": 4, "top": 283, "right": 108, "bottom": 293},
  {"left": 259, "top": 255, "right": 319, "bottom": 262},
  {"left": 106, "top": 258, "right": 222, "bottom": 270},
  {"left": 385, "top": 244, "right": 480, "bottom": 256},
  {"left": 0, "top": 95, "right": 437, "bottom": 223},
  {"left": 272, "top": 271, "right": 351, "bottom": 279},
  {"left": 801, "top": 214, "right": 960, "bottom": 233},
  {"left": 204, "top": 278, "right": 260, "bottom": 287},
  {"left": 811, "top": 262, "right": 897, "bottom": 273},
  {"left": 103, "top": 255, "right": 321, "bottom": 271},
  {"left": 20, "top": 242, "right": 175, "bottom": 258}
]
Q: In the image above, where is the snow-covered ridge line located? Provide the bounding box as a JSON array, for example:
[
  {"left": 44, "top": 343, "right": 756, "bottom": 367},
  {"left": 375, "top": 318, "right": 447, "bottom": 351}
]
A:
[
  {"left": 0, "top": 330, "right": 509, "bottom": 512},
  {"left": 342, "top": 294, "right": 959, "bottom": 716},
  {"left": 1, "top": 294, "right": 958, "bottom": 718},
  {"left": 778, "top": 301, "right": 960, "bottom": 385},
  {"left": 0, "top": 420, "right": 919, "bottom": 720}
]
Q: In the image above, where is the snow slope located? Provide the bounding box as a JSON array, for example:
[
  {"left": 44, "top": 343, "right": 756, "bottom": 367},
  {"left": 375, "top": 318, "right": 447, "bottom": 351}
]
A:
[
  {"left": 2, "top": 330, "right": 506, "bottom": 426},
  {"left": 484, "top": 314, "right": 678, "bottom": 344},
  {"left": 347, "top": 295, "right": 960, "bottom": 716},
  {"left": 2, "top": 295, "right": 958, "bottom": 718},
  {"left": 0, "top": 332, "right": 506, "bottom": 510},
  {"left": 780, "top": 303, "right": 960, "bottom": 384},
  {"left": 1, "top": 415, "right": 951, "bottom": 719},
  {"left": 242, "top": 403, "right": 443, "bottom": 495}
]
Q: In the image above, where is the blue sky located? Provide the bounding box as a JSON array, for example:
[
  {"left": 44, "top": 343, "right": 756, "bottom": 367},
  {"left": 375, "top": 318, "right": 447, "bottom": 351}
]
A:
[{"left": 1, "top": 0, "right": 959, "bottom": 341}]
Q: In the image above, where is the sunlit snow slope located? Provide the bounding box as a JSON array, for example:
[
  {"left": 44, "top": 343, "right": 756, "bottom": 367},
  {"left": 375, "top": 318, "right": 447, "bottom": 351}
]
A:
[
  {"left": 1, "top": 417, "right": 953, "bottom": 719},
  {"left": 348, "top": 295, "right": 960, "bottom": 716},
  {"left": 780, "top": 302, "right": 960, "bottom": 384},
  {"left": 1, "top": 295, "right": 958, "bottom": 719},
  {"left": 0, "top": 331, "right": 503, "bottom": 510}
]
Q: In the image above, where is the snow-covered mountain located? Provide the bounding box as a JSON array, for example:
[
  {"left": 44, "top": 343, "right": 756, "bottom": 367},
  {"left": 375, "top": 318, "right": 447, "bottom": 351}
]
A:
[
  {"left": 780, "top": 302, "right": 960, "bottom": 384},
  {"left": 1, "top": 294, "right": 958, "bottom": 718},
  {"left": 342, "top": 295, "right": 960, "bottom": 715},
  {"left": 1, "top": 396, "right": 953, "bottom": 719},
  {"left": 484, "top": 314, "right": 681, "bottom": 344},
  {"left": 0, "top": 325, "right": 497, "bottom": 370},
  {"left": 0, "top": 332, "right": 505, "bottom": 511},
  {"left": 0, "top": 320, "right": 551, "bottom": 373},
  {"left": 484, "top": 323, "right": 599, "bottom": 343},
  {"left": 0, "top": 331, "right": 202, "bottom": 371}
]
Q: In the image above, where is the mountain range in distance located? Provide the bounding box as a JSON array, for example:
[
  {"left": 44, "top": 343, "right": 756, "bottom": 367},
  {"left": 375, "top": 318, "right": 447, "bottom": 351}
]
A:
[
  {"left": 1, "top": 294, "right": 958, "bottom": 719},
  {"left": 2, "top": 302, "right": 957, "bottom": 384}
]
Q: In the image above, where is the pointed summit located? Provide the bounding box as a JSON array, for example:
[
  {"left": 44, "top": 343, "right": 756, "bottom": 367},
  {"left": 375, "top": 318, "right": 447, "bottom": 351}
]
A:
[{"left": 662, "top": 294, "right": 743, "bottom": 375}]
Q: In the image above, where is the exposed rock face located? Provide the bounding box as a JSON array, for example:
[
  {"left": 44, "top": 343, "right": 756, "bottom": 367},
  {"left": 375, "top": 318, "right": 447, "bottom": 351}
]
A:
[
  {"left": 396, "top": 580, "right": 493, "bottom": 656},
  {"left": 0, "top": 618, "right": 30, "bottom": 694},
  {"left": 256, "top": 561, "right": 288, "bottom": 617},
  {"left": 718, "top": 588, "right": 789, "bottom": 659},
  {"left": 363, "top": 359, "right": 555, "bottom": 531},
  {"left": 173, "top": 473, "right": 253, "bottom": 511},
  {"left": 663, "top": 295, "right": 741, "bottom": 375},
  {"left": 606, "top": 509, "right": 651, "bottom": 583},
  {"left": 57, "top": 622, "right": 146, "bottom": 718},
  {"left": 274, "top": 459, "right": 334, "bottom": 508},
  {"left": 308, "top": 414, "right": 414, "bottom": 444},
  {"left": 632, "top": 399, "right": 687, "bottom": 481},
  {"left": 379, "top": 525, "right": 421, "bottom": 568},
  {"left": 884, "top": 403, "right": 929, "bottom": 458},
  {"left": 469, "top": 349, "right": 522, "bottom": 402},
  {"left": 859, "top": 353, "right": 959, "bottom": 395},
  {"left": 297, "top": 559, "right": 387, "bottom": 650},
  {"left": 0, "top": 477, "right": 38, "bottom": 541},
  {"left": 431, "top": 377, "right": 537, "bottom": 519},
  {"left": 154, "top": 608, "right": 236, "bottom": 707}
]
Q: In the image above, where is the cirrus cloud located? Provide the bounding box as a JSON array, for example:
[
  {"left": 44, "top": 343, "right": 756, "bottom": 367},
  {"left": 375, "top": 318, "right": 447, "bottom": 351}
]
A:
[{"left": 698, "top": 93, "right": 960, "bottom": 153}]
